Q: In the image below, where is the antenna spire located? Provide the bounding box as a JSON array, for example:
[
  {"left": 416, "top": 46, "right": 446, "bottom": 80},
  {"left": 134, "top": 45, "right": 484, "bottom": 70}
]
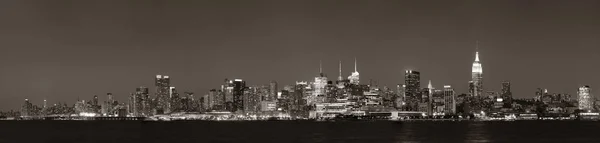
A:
[
  {"left": 475, "top": 41, "right": 480, "bottom": 62},
  {"left": 354, "top": 57, "right": 357, "bottom": 72},
  {"left": 339, "top": 61, "right": 342, "bottom": 76},
  {"left": 319, "top": 60, "right": 322, "bottom": 74}
]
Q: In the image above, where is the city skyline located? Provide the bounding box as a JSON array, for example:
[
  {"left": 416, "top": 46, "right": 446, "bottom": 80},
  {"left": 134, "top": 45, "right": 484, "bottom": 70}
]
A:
[{"left": 1, "top": 0, "right": 600, "bottom": 110}]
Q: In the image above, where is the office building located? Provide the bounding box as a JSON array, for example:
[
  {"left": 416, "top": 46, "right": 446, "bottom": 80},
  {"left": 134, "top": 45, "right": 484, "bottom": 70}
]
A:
[
  {"left": 578, "top": 86, "right": 593, "bottom": 111},
  {"left": 155, "top": 75, "right": 171, "bottom": 113},
  {"left": 405, "top": 70, "right": 420, "bottom": 111},
  {"left": 501, "top": 81, "right": 512, "bottom": 102},
  {"left": 444, "top": 85, "right": 456, "bottom": 114}
]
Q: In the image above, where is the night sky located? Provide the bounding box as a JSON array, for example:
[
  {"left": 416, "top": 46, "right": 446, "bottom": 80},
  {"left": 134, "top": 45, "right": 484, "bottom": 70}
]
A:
[{"left": 0, "top": 0, "right": 599, "bottom": 110}]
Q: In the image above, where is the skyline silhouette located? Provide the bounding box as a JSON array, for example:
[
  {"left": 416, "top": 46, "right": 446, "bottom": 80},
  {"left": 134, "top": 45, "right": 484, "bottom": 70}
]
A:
[{"left": 1, "top": 0, "right": 599, "bottom": 110}]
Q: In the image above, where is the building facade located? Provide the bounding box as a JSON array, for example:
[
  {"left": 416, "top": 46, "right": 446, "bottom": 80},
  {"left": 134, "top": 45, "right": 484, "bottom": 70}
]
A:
[{"left": 578, "top": 86, "right": 593, "bottom": 111}]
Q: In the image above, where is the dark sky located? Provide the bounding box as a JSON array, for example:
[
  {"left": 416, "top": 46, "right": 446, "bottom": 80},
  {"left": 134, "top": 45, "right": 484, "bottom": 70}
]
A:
[{"left": 1, "top": 0, "right": 599, "bottom": 110}]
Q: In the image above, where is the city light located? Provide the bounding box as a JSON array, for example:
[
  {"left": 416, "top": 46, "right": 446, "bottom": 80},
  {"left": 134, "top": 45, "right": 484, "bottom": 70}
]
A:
[{"left": 3, "top": 49, "right": 598, "bottom": 122}]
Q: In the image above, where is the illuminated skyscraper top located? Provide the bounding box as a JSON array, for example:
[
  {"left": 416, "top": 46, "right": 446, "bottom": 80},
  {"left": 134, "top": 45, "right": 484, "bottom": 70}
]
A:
[
  {"left": 471, "top": 41, "right": 483, "bottom": 97},
  {"left": 314, "top": 61, "right": 327, "bottom": 96},
  {"left": 348, "top": 58, "right": 360, "bottom": 85}
]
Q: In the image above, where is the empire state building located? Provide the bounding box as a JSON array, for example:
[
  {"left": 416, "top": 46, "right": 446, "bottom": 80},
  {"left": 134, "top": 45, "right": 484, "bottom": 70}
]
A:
[{"left": 471, "top": 50, "right": 483, "bottom": 97}]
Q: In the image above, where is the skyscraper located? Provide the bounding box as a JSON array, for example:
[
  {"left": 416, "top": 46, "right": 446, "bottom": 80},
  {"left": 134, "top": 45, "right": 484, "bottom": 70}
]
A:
[
  {"left": 93, "top": 95, "right": 98, "bottom": 106},
  {"left": 133, "top": 86, "right": 150, "bottom": 116},
  {"left": 269, "top": 81, "right": 278, "bottom": 101},
  {"left": 404, "top": 70, "right": 420, "bottom": 111},
  {"left": 578, "top": 85, "right": 593, "bottom": 111},
  {"left": 313, "top": 61, "right": 328, "bottom": 97},
  {"left": 443, "top": 85, "right": 456, "bottom": 114},
  {"left": 501, "top": 81, "right": 512, "bottom": 102},
  {"left": 395, "top": 84, "right": 406, "bottom": 109},
  {"left": 155, "top": 75, "right": 171, "bottom": 114},
  {"left": 471, "top": 44, "right": 483, "bottom": 97},
  {"left": 348, "top": 58, "right": 360, "bottom": 85},
  {"left": 232, "top": 79, "right": 246, "bottom": 112},
  {"left": 107, "top": 93, "right": 114, "bottom": 105}
]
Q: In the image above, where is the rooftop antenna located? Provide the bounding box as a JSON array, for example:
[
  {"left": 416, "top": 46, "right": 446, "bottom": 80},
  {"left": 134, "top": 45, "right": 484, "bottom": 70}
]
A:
[{"left": 354, "top": 57, "right": 357, "bottom": 72}]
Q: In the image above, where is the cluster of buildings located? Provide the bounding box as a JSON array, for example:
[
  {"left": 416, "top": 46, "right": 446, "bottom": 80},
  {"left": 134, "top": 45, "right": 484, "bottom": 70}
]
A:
[{"left": 4, "top": 49, "right": 599, "bottom": 121}]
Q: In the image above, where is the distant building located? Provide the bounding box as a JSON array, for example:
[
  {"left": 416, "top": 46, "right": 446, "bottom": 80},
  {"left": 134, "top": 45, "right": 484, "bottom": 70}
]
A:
[
  {"left": 269, "top": 81, "right": 278, "bottom": 101},
  {"left": 243, "top": 87, "right": 260, "bottom": 112},
  {"left": 313, "top": 61, "right": 328, "bottom": 98},
  {"left": 232, "top": 79, "right": 246, "bottom": 112},
  {"left": 260, "top": 101, "right": 277, "bottom": 112},
  {"left": 578, "top": 86, "right": 593, "bottom": 111},
  {"left": 155, "top": 75, "right": 171, "bottom": 113},
  {"left": 395, "top": 84, "right": 406, "bottom": 109},
  {"left": 444, "top": 85, "right": 456, "bottom": 114},
  {"left": 501, "top": 81, "right": 512, "bottom": 103},
  {"left": 21, "top": 99, "right": 32, "bottom": 117},
  {"left": 404, "top": 70, "right": 420, "bottom": 111},
  {"left": 471, "top": 48, "right": 483, "bottom": 97},
  {"left": 347, "top": 58, "right": 360, "bottom": 85},
  {"left": 132, "top": 86, "right": 150, "bottom": 116}
]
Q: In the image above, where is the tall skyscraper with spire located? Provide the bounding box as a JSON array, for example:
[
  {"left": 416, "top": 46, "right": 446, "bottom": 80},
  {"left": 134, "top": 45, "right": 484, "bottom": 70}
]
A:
[
  {"left": 348, "top": 58, "right": 360, "bottom": 85},
  {"left": 313, "top": 61, "right": 327, "bottom": 96},
  {"left": 336, "top": 61, "right": 346, "bottom": 89},
  {"left": 471, "top": 42, "right": 483, "bottom": 97}
]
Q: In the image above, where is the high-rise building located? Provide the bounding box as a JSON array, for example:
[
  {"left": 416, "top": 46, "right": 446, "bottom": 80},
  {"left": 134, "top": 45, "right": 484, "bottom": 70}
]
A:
[
  {"left": 243, "top": 87, "right": 261, "bottom": 112},
  {"left": 107, "top": 93, "right": 114, "bottom": 105},
  {"left": 578, "top": 85, "right": 593, "bottom": 111},
  {"left": 404, "top": 70, "right": 420, "bottom": 111},
  {"left": 232, "top": 79, "right": 246, "bottom": 112},
  {"left": 471, "top": 46, "right": 483, "bottom": 97},
  {"left": 93, "top": 95, "right": 98, "bottom": 106},
  {"left": 443, "top": 85, "right": 456, "bottom": 114},
  {"left": 348, "top": 58, "right": 360, "bottom": 85},
  {"left": 21, "top": 99, "right": 32, "bottom": 117},
  {"left": 313, "top": 61, "right": 328, "bottom": 97},
  {"left": 204, "top": 89, "right": 221, "bottom": 111},
  {"left": 155, "top": 75, "right": 171, "bottom": 114},
  {"left": 395, "top": 84, "right": 406, "bottom": 109},
  {"left": 269, "top": 81, "right": 278, "bottom": 101},
  {"left": 133, "top": 86, "right": 150, "bottom": 116},
  {"left": 501, "top": 81, "right": 512, "bottom": 101}
]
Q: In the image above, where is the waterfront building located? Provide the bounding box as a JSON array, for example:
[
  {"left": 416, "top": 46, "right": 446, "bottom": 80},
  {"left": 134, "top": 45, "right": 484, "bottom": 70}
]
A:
[
  {"left": 578, "top": 86, "right": 593, "bottom": 111},
  {"left": 232, "top": 79, "right": 246, "bottom": 112},
  {"left": 404, "top": 70, "right": 420, "bottom": 111},
  {"left": 155, "top": 75, "right": 171, "bottom": 113},
  {"left": 260, "top": 101, "right": 277, "bottom": 112}
]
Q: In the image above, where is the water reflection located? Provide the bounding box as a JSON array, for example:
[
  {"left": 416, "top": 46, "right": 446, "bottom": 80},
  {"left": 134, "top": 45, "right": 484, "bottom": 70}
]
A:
[
  {"left": 464, "top": 122, "right": 491, "bottom": 142},
  {"left": 394, "top": 122, "right": 417, "bottom": 143}
]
